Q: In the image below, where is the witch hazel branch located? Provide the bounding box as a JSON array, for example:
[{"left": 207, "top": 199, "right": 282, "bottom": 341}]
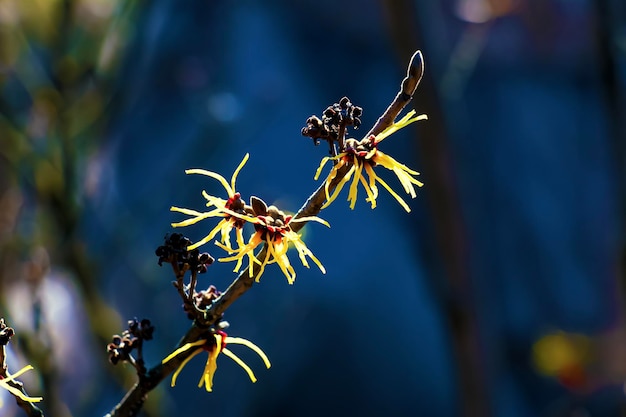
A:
[{"left": 105, "top": 50, "right": 426, "bottom": 417}]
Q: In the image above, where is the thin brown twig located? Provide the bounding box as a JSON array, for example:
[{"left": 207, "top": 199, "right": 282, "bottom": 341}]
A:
[
  {"left": 170, "top": 263, "right": 188, "bottom": 301},
  {"left": 106, "top": 50, "right": 424, "bottom": 417},
  {"left": 365, "top": 50, "right": 424, "bottom": 138},
  {"left": 188, "top": 270, "right": 198, "bottom": 302}
]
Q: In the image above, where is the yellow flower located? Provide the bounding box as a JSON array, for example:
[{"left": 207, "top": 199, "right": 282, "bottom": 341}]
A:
[
  {"left": 163, "top": 330, "right": 271, "bottom": 392},
  {"left": 0, "top": 365, "right": 43, "bottom": 403},
  {"left": 216, "top": 201, "right": 328, "bottom": 284},
  {"left": 171, "top": 154, "right": 250, "bottom": 251},
  {"left": 314, "top": 110, "right": 427, "bottom": 212}
]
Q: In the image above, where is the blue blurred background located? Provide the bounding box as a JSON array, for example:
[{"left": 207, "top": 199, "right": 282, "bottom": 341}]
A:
[{"left": 1, "top": 0, "right": 625, "bottom": 416}]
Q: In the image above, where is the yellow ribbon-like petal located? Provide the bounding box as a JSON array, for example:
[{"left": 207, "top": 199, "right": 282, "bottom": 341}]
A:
[
  {"left": 230, "top": 153, "right": 250, "bottom": 193},
  {"left": 221, "top": 348, "right": 258, "bottom": 383},
  {"left": 225, "top": 337, "right": 272, "bottom": 370},
  {"left": 375, "top": 110, "right": 428, "bottom": 143},
  {"left": 0, "top": 365, "right": 43, "bottom": 403},
  {"left": 185, "top": 169, "right": 233, "bottom": 197}
]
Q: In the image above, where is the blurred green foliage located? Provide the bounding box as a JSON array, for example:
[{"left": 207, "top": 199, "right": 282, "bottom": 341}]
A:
[{"left": 0, "top": 1, "right": 147, "bottom": 415}]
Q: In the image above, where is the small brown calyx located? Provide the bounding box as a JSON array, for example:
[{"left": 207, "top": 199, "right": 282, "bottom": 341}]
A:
[
  {"left": 249, "top": 196, "right": 268, "bottom": 217},
  {"left": 246, "top": 200, "right": 293, "bottom": 235},
  {"left": 264, "top": 205, "right": 288, "bottom": 228},
  {"left": 344, "top": 137, "right": 375, "bottom": 155},
  {"left": 225, "top": 192, "right": 246, "bottom": 213}
]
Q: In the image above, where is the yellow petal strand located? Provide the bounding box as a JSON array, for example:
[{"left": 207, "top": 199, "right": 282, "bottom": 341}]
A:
[
  {"left": 359, "top": 173, "right": 377, "bottom": 209},
  {"left": 215, "top": 240, "right": 236, "bottom": 254},
  {"left": 295, "top": 249, "right": 310, "bottom": 269},
  {"left": 252, "top": 242, "right": 273, "bottom": 282},
  {"left": 0, "top": 365, "right": 44, "bottom": 402},
  {"left": 314, "top": 156, "right": 332, "bottom": 181},
  {"left": 202, "top": 193, "right": 229, "bottom": 211},
  {"left": 217, "top": 246, "right": 246, "bottom": 272},
  {"left": 217, "top": 231, "right": 261, "bottom": 258},
  {"left": 170, "top": 206, "right": 206, "bottom": 217},
  {"left": 219, "top": 207, "right": 259, "bottom": 224},
  {"left": 162, "top": 339, "right": 207, "bottom": 364},
  {"left": 395, "top": 169, "right": 419, "bottom": 197},
  {"left": 276, "top": 241, "right": 297, "bottom": 284},
  {"left": 230, "top": 153, "right": 250, "bottom": 193},
  {"left": 402, "top": 170, "right": 424, "bottom": 187},
  {"left": 376, "top": 110, "right": 417, "bottom": 141},
  {"left": 290, "top": 216, "right": 330, "bottom": 228},
  {"left": 221, "top": 348, "right": 257, "bottom": 383},
  {"left": 292, "top": 238, "right": 326, "bottom": 274},
  {"left": 225, "top": 338, "right": 272, "bottom": 369},
  {"left": 391, "top": 167, "right": 415, "bottom": 196},
  {"left": 376, "top": 151, "right": 421, "bottom": 176},
  {"left": 321, "top": 158, "right": 345, "bottom": 202},
  {"left": 395, "top": 167, "right": 424, "bottom": 188},
  {"left": 347, "top": 161, "right": 364, "bottom": 209},
  {"left": 171, "top": 214, "right": 213, "bottom": 228},
  {"left": 236, "top": 228, "right": 245, "bottom": 249},
  {"left": 364, "top": 163, "right": 379, "bottom": 200},
  {"left": 376, "top": 110, "right": 428, "bottom": 143},
  {"left": 200, "top": 334, "right": 223, "bottom": 392},
  {"left": 281, "top": 232, "right": 308, "bottom": 269},
  {"left": 308, "top": 252, "right": 326, "bottom": 274},
  {"left": 376, "top": 176, "right": 411, "bottom": 213},
  {"left": 219, "top": 220, "right": 235, "bottom": 249},
  {"left": 0, "top": 381, "right": 43, "bottom": 403},
  {"left": 217, "top": 231, "right": 263, "bottom": 274},
  {"left": 248, "top": 232, "right": 265, "bottom": 277},
  {"left": 170, "top": 348, "right": 203, "bottom": 387},
  {"left": 4, "top": 365, "right": 35, "bottom": 382},
  {"left": 321, "top": 164, "right": 355, "bottom": 209},
  {"left": 373, "top": 151, "right": 423, "bottom": 196},
  {"left": 170, "top": 206, "right": 224, "bottom": 227},
  {"left": 319, "top": 156, "right": 347, "bottom": 203},
  {"left": 364, "top": 148, "right": 377, "bottom": 160},
  {"left": 170, "top": 206, "right": 207, "bottom": 217},
  {"left": 266, "top": 239, "right": 294, "bottom": 284},
  {"left": 186, "top": 220, "right": 228, "bottom": 251},
  {"left": 323, "top": 167, "right": 337, "bottom": 201},
  {"left": 249, "top": 250, "right": 260, "bottom": 278},
  {"left": 185, "top": 169, "right": 233, "bottom": 196}
]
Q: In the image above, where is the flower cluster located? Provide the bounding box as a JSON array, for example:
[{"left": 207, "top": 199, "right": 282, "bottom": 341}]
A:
[
  {"left": 163, "top": 329, "right": 270, "bottom": 392},
  {"left": 217, "top": 197, "right": 327, "bottom": 284},
  {"left": 107, "top": 318, "right": 154, "bottom": 371},
  {"left": 155, "top": 233, "right": 214, "bottom": 273},
  {"left": 314, "top": 110, "right": 427, "bottom": 212},
  {"left": 171, "top": 155, "right": 328, "bottom": 284},
  {"left": 171, "top": 154, "right": 251, "bottom": 252},
  {"left": 301, "top": 96, "right": 363, "bottom": 152}
]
